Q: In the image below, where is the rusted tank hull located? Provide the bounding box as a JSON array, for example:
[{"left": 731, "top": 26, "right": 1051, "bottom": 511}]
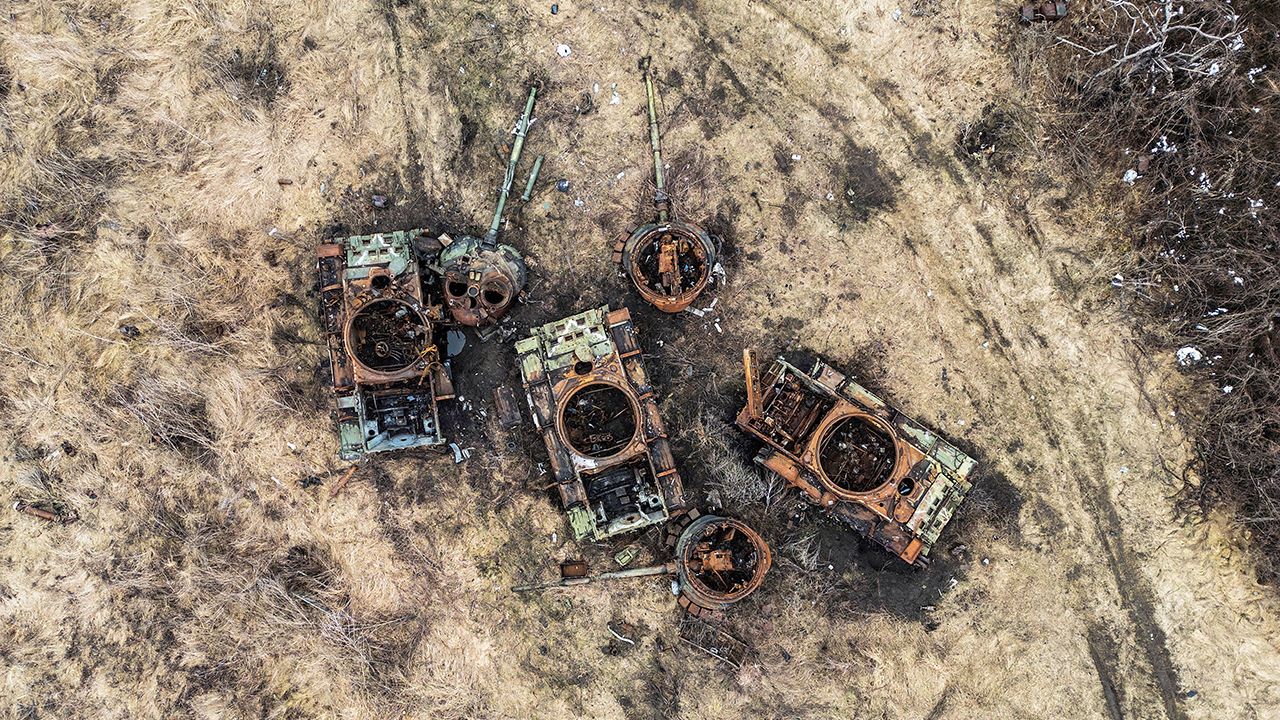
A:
[
  {"left": 735, "top": 351, "right": 976, "bottom": 566},
  {"left": 316, "top": 230, "right": 451, "bottom": 460},
  {"left": 515, "top": 306, "right": 686, "bottom": 540}
]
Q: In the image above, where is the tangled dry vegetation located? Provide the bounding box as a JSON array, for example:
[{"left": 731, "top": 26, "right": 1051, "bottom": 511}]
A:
[{"left": 1020, "top": 0, "right": 1280, "bottom": 582}]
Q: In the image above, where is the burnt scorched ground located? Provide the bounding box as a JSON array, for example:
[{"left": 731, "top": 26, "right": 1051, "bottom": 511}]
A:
[{"left": 4, "top": 1, "right": 1280, "bottom": 720}]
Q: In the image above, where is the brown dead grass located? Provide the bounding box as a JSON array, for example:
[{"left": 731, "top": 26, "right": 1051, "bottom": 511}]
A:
[{"left": 3, "top": 1, "right": 1280, "bottom": 719}]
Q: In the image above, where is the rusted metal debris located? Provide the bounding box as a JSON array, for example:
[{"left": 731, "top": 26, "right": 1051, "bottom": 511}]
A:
[
  {"left": 515, "top": 509, "right": 770, "bottom": 617},
  {"left": 315, "top": 88, "right": 547, "bottom": 459},
  {"left": 439, "top": 86, "right": 537, "bottom": 329},
  {"left": 679, "top": 614, "right": 750, "bottom": 668},
  {"left": 736, "top": 350, "right": 977, "bottom": 567},
  {"left": 613, "top": 58, "right": 719, "bottom": 314},
  {"left": 516, "top": 305, "right": 686, "bottom": 540},
  {"left": 1020, "top": 1, "right": 1067, "bottom": 23},
  {"left": 317, "top": 230, "right": 454, "bottom": 460},
  {"left": 14, "top": 500, "right": 75, "bottom": 524}
]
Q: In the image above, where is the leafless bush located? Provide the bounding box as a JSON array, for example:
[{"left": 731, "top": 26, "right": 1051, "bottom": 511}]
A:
[
  {"left": 1038, "top": 1, "right": 1280, "bottom": 581},
  {"left": 681, "top": 404, "right": 785, "bottom": 511}
]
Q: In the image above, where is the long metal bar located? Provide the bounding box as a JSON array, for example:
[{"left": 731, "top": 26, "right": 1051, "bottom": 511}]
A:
[
  {"left": 641, "top": 57, "right": 669, "bottom": 221},
  {"left": 512, "top": 561, "right": 676, "bottom": 593},
  {"left": 485, "top": 85, "right": 539, "bottom": 246}
]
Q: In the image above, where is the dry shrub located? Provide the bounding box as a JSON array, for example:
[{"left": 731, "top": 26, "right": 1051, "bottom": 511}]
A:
[{"left": 1035, "top": 1, "right": 1280, "bottom": 582}]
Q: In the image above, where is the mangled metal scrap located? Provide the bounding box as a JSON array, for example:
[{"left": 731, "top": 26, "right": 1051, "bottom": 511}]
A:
[
  {"left": 613, "top": 58, "right": 718, "bottom": 314},
  {"left": 1020, "top": 1, "right": 1067, "bottom": 22},
  {"left": 736, "top": 351, "right": 977, "bottom": 566},
  {"left": 317, "top": 229, "right": 454, "bottom": 460},
  {"left": 514, "top": 508, "right": 771, "bottom": 618},
  {"left": 439, "top": 86, "right": 537, "bottom": 330},
  {"left": 515, "top": 305, "right": 685, "bottom": 539}
]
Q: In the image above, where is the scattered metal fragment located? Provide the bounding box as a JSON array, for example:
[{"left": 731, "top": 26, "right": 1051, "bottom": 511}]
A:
[
  {"left": 556, "top": 178, "right": 570, "bottom": 193},
  {"left": 515, "top": 509, "right": 770, "bottom": 617},
  {"left": 735, "top": 350, "right": 977, "bottom": 566},
  {"left": 607, "top": 621, "right": 636, "bottom": 644},
  {"left": 438, "top": 87, "right": 537, "bottom": 329},
  {"left": 521, "top": 155, "right": 545, "bottom": 201},
  {"left": 1020, "top": 1, "right": 1067, "bottom": 22},
  {"left": 515, "top": 305, "right": 685, "bottom": 540},
  {"left": 613, "top": 57, "right": 719, "bottom": 314},
  {"left": 316, "top": 230, "right": 453, "bottom": 460},
  {"left": 327, "top": 465, "right": 358, "bottom": 498},
  {"left": 679, "top": 614, "right": 750, "bottom": 668},
  {"left": 371, "top": 193, "right": 389, "bottom": 208},
  {"left": 614, "top": 545, "right": 641, "bottom": 567},
  {"left": 13, "top": 500, "right": 75, "bottom": 524}
]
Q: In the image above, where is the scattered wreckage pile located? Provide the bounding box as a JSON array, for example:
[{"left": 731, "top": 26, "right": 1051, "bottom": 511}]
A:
[{"left": 307, "top": 64, "right": 978, "bottom": 665}]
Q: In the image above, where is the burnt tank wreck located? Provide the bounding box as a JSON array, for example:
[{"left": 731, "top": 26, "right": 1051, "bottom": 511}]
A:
[
  {"left": 736, "top": 351, "right": 977, "bottom": 566},
  {"left": 514, "top": 306, "right": 771, "bottom": 617},
  {"left": 316, "top": 87, "right": 539, "bottom": 459},
  {"left": 311, "top": 70, "right": 980, "bottom": 662}
]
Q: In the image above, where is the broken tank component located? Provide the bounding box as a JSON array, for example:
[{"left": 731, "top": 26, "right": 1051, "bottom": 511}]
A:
[
  {"left": 439, "top": 86, "right": 537, "bottom": 329},
  {"left": 514, "top": 508, "right": 771, "bottom": 618},
  {"left": 515, "top": 305, "right": 685, "bottom": 540},
  {"left": 612, "top": 58, "right": 718, "bottom": 314},
  {"left": 316, "top": 230, "right": 454, "bottom": 460},
  {"left": 735, "top": 351, "right": 976, "bottom": 566}
]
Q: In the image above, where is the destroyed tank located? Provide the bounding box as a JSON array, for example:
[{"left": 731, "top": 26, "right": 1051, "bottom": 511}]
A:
[
  {"left": 515, "top": 305, "right": 685, "bottom": 539},
  {"left": 316, "top": 230, "right": 455, "bottom": 460},
  {"left": 612, "top": 58, "right": 719, "bottom": 313},
  {"left": 736, "top": 351, "right": 977, "bottom": 566},
  {"left": 439, "top": 86, "right": 537, "bottom": 330}
]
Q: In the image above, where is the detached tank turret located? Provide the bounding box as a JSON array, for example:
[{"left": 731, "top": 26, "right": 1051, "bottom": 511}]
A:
[
  {"left": 439, "top": 86, "right": 537, "bottom": 330},
  {"left": 514, "top": 508, "right": 772, "bottom": 619},
  {"left": 612, "top": 57, "right": 719, "bottom": 313}
]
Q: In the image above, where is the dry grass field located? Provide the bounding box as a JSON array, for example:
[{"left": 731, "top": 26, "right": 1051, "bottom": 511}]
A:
[{"left": 3, "top": 0, "right": 1280, "bottom": 718}]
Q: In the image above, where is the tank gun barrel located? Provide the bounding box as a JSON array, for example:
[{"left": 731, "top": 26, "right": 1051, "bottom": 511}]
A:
[
  {"left": 512, "top": 561, "right": 676, "bottom": 593},
  {"left": 640, "top": 57, "right": 669, "bottom": 222},
  {"left": 485, "top": 85, "right": 539, "bottom": 247}
]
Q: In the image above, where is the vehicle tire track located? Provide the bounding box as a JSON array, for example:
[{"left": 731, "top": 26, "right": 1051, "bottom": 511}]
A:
[
  {"left": 672, "top": 3, "right": 1189, "bottom": 717},
  {"left": 381, "top": 1, "right": 427, "bottom": 193}
]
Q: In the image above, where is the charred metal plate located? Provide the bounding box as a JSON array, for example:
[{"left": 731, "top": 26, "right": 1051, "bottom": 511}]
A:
[
  {"left": 316, "top": 230, "right": 452, "bottom": 460},
  {"left": 515, "top": 305, "right": 686, "bottom": 540},
  {"left": 679, "top": 614, "right": 750, "bottom": 668},
  {"left": 736, "top": 351, "right": 977, "bottom": 566}
]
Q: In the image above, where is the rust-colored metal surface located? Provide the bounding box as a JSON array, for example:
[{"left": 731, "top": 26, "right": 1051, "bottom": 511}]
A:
[
  {"left": 439, "top": 238, "right": 527, "bottom": 327},
  {"left": 515, "top": 305, "right": 686, "bottom": 540},
  {"left": 613, "top": 221, "right": 717, "bottom": 313},
  {"left": 736, "top": 350, "right": 977, "bottom": 566},
  {"left": 612, "top": 57, "right": 719, "bottom": 314},
  {"left": 665, "top": 509, "right": 771, "bottom": 618},
  {"left": 1020, "top": 1, "right": 1067, "bottom": 22},
  {"left": 316, "top": 230, "right": 451, "bottom": 460}
]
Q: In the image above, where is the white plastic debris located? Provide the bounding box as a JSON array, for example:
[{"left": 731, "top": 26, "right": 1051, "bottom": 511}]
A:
[
  {"left": 1222, "top": 385, "right": 1234, "bottom": 394},
  {"left": 891, "top": 7, "right": 903, "bottom": 21},
  {"left": 609, "top": 83, "right": 621, "bottom": 105},
  {"left": 1122, "top": 168, "right": 1139, "bottom": 185},
  {"left": 1176, "top": 346, "right": 1204, "bottom": 367},
  {"left": 556, "top": 44, "right": 571, "bottom": 57},
  {"left": 790, "top": 154, "right": 801, "bottom": 161},
  {"left": 670, "top": 580, "right": 681, "bottom": 596}
]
